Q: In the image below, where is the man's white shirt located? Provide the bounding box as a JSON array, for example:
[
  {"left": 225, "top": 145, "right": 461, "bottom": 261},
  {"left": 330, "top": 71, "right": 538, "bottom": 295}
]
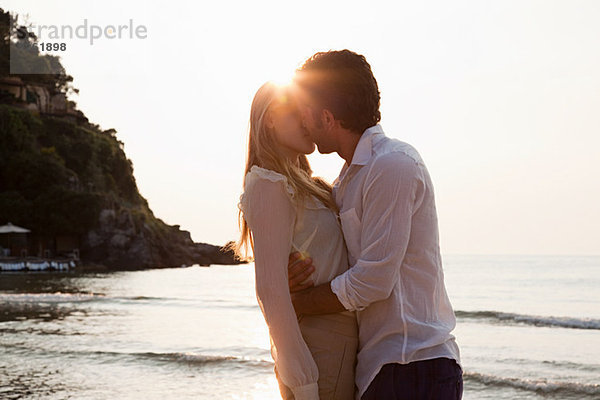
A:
[{"left": 330, "top": 124, "right": 461, "bottom": 399}]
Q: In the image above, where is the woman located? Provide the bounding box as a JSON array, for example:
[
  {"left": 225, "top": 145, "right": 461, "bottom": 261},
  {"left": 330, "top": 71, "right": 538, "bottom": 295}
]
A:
[{"left": 232, "top": 82, "right": 358, "bottom": 400}]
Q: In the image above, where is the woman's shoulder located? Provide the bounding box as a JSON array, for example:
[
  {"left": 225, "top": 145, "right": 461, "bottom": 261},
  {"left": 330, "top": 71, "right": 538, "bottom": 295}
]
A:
[
  {"left": 246, "top": 165, "right": 287, "bottom": 183},
  {"left": 244, "top": 166, "right": 295, "bottom": 198},
  {"left": 239, "top": 166, "right": 296, "bottom": 217}
]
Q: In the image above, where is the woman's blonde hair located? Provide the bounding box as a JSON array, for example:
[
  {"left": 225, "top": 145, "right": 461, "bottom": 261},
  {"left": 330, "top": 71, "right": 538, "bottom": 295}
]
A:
[{"left": 228, "top": 81, "right": 337, "bottom": 262}]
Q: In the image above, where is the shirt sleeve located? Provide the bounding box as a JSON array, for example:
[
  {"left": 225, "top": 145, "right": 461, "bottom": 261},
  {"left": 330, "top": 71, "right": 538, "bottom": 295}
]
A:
[
  {"left": 240, "top": 174, "right": 320, "bottom": 400},
  {"left": 331, "top": 152, "right": 424, "bottom": 311}
]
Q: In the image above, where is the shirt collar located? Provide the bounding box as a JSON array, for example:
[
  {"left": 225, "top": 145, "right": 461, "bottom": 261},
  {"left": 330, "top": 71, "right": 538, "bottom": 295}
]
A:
[{"left": 349, "top": 124, "right": 384, "bottom": 166}]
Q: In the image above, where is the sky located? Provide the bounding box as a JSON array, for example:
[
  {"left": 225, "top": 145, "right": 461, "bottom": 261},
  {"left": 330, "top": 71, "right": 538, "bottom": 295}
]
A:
[{"left": 4, "top": 0, "right": 600, "bottom": 255}]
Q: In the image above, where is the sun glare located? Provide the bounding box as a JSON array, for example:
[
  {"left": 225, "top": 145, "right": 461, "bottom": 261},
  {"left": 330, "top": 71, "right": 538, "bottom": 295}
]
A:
[
  {"left": 263, "top": 58, "right": 300, "bottom": 88},
  {"left": 271, "top": 70, "right": 294, "bottom": 88}
]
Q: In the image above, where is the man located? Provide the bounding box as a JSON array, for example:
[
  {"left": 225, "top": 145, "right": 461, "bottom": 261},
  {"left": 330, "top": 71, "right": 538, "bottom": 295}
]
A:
[{"left": 287, "top": 50, "right": 462, "bottom": 400}]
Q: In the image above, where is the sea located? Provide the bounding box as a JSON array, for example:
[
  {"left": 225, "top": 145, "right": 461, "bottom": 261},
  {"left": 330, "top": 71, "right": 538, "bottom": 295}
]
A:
[{"left": 0, "top": 255, "right": 598, "bottom": 400}]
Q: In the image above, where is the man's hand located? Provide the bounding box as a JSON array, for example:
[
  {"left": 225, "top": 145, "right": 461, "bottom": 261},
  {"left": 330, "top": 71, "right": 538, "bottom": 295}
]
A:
[
  {"left": 288, "top": 252, "right": 316, "bottom": 293},
  {"left": 287, "top": 252, "right": 345, "bottom": 316}
]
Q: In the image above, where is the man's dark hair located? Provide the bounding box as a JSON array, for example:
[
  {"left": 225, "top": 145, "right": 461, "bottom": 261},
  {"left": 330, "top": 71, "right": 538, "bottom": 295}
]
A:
[{"left": 296, "top": 49, "right": 381, "bottom": 134}]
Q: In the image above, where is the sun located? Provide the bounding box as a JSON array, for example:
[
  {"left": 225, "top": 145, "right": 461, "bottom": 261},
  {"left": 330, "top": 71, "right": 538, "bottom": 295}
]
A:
[{"left": 270, "top": 68, "right": 295, "bottom": 88}]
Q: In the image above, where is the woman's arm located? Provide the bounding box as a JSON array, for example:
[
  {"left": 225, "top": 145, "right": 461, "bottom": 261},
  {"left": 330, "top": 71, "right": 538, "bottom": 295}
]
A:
[{"left": 242, "top": 176, "right": 320, "bottom": 400}]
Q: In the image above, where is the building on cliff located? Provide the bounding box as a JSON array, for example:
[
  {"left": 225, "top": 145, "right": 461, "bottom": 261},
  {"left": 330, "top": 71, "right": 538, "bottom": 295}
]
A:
[{"left": 0, "top": 76, "right": 87, "bottom": 124}]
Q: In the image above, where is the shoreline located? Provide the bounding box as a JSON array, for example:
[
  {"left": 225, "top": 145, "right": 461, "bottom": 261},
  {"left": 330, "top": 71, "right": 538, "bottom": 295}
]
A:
[{"left": 0, "top": 257, "right": 226, "bottom": 273}]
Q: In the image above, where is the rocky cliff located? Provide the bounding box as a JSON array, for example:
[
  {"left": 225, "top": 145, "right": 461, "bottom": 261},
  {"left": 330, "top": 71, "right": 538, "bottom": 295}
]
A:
[
  {"left": 0, "top": 105, "right": 242, "bottom": 270},
  {"left": 83, "top": 208, "right": 240, "bottom": 269}
]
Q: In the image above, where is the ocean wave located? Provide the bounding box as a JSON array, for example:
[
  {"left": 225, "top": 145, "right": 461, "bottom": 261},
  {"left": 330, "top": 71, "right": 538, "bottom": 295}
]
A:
[
  {"left": 0, "top": 326, "right": 85, "bottom": 336},
  {"left": 455, "top": 310, "right": 600, "bottom": 330},
  {"left": 465, "top": 372, "right": 600, "bottom": 396},
  {"left": 2, "top": 342, "right": 275, "bottom": 370},
  {"left": 0, "top": 292, "right": 104, "bottom": 303},
  {"left": 2, "top": 341, "right": 275, "bottom": 369},
  {"left": 0, "top": 293, "right": 176, "bottom": 304},
  {"left": 133, "top": 351, "right": 273, "bottom": 368},
  {"left": 72, "top": 349, "right": 275, "bottom": 370},
  {"left": 111, "top": 295, "right": 174, "bottom": 302},
  {"left": 541, "top": 359, "right": 600, "bottom": 373}
]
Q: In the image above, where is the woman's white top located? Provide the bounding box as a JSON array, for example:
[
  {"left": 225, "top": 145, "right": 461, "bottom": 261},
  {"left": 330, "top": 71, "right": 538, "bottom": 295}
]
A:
[{"left": 239, "top": 165, "right": 350, "bottom": 400}]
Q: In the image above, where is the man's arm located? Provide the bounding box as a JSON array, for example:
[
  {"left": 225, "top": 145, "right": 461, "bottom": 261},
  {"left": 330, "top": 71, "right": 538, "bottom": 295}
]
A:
[
  {"left": 291, "top": 281, "right": 346, "bottom": 316},
  {"left": 287, "top": 252, "right": 345, "bottom": 315},
  {"left": 331, "top": 153, "right": 422, "bottom": 311},
  {"left": 289, "top": 152, "right": 423, "bottom": 314},
  {"left": 292, "top": 283, "right": 346, "bottom": 315}
]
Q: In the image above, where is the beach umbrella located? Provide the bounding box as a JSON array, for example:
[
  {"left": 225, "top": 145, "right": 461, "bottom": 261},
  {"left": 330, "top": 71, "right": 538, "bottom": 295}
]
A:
[
  {"left": 0, "top": 222, "right": 31, "bottom": 233},
  {"left": 0, "top": 222, "right": 31, "bottom": 256}
]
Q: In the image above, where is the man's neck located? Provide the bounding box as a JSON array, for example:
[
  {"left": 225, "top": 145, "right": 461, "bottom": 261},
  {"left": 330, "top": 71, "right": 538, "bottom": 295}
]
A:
[{"left": 337, "top": 130, "right": 362, "bottom": 166}]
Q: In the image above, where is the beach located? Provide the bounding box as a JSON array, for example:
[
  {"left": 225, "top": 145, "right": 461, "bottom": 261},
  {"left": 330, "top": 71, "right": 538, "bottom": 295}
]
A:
[{"left": 1, "top": 255, "right": 599, "bottom": 399}]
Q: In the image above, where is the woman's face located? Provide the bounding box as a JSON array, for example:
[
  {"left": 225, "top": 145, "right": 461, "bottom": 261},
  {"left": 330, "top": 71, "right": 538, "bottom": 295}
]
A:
[{"left": 268, "top": 96, "right": 315, "bottom": 159}]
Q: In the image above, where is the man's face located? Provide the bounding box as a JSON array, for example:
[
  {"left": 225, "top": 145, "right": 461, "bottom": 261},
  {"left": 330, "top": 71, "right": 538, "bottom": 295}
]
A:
[{"left": 293, "top": 86, "right": 335, "bottom": 154}]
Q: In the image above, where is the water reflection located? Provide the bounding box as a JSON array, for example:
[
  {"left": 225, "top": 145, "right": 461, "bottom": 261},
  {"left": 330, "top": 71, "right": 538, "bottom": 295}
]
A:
[
  {"left": 0, "top": 301, "right": 85, "bottom": 323},
  {"left": 0, "top": 271, "right": 103, "bottom": 294},
  {"left": 0, "top": 272, "right": 110, "bottom": 323},
  {"left": 0, "top": 358, "right": 72, "bottom": 399}
]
